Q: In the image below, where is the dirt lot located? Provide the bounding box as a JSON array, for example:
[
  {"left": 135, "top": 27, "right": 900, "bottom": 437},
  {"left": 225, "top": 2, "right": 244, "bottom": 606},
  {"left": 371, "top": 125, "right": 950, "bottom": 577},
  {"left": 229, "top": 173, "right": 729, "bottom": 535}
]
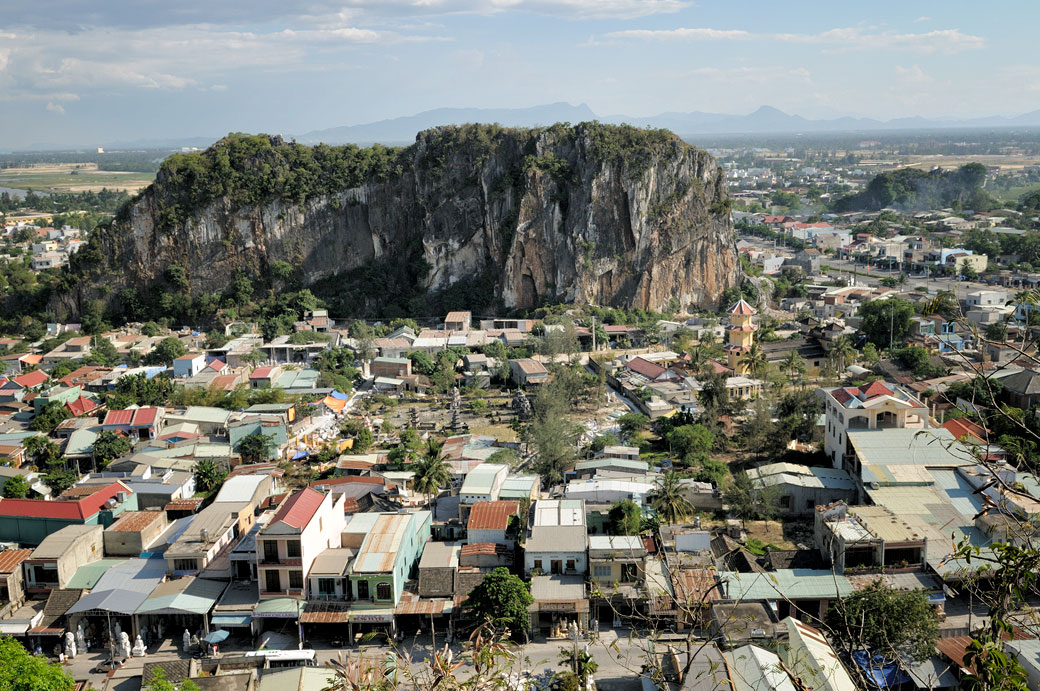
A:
[{"left": 0, "top": 162, "right": 154, "bottom": 193}]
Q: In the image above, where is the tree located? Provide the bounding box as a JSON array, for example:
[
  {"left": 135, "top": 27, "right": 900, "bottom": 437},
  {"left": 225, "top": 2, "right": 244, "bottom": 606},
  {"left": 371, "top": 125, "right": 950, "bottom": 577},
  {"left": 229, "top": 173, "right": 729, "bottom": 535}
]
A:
[
  {"left": 93, "top": 431, "right": 132, "bottom": 468},
  {"left": 744, "top": 343, "right": 769, "bottom": 377},
  {"left": 724, "top": 471, "right": 781, "bottom": 523},
  {"left": 2, "top": 475, "right": 30, "bottom": 498},
  {"left": 617, "top": 412, "right": 649, "bottom": 442},
  {"left": 693, "top": 458, "right": 729, "bottom": 486},
  {"left": 649, "top": 472, "right": 694, "bottom": 524},
  {"left": 235, "top": 432, "right": 276, "bottom": 463},
  {"left": 861, "top": 342, "right": 880, "bottom": 365},
  {"left": 411, "top": 440, "right": 451, "bottom": 508},
  {"left": 143, "top": 668, "right": 199, "bottom": 691},
  {"left": 829, "top": 334, "right": 856, "bottom": 372},
  {"left": 30, "top": 401, "right": 71, "bottom": 434},
  {"left": 487, "top": 448, "right": 520, "bottom": 467},
  {"left": 145, "top": 337, "right": 188, "bottom": 365},
  {"left": 350, "top": 428, "right": 374, "bottom": 454},
  {"left": 194, "top": 458, "right": 227, "bottom": 493},
  {"left": 824, "top": 579, "right": 939, "bottom": 663},
  {"left": 559, "top": 647, "right": 599, "bottom": 687},
  {"left": 667, "top": 424, "right": 714, "bottom": 464},
  {"left": 859, "top": 298, "right": 914, "bottom": 349},
  {"left": 463, "top": 567, "right": 534, "bottom": 640},
  {"left": 608, "top": 499, "right": 642, "bottom": 536},
  {"left": 780, "top": 351, "right": 806, "bottom": 382},
  {"left": 0, "top": 636, "right": 74, "bottom": 691}
]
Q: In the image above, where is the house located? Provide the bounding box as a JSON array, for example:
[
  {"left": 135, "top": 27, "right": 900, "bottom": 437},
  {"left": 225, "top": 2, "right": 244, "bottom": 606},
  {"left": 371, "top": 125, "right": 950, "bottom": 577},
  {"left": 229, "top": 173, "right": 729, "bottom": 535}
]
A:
[
  {"left": 0, "top": 369, "right": 49, "bottom": 402},
  {"left": 257, "top": 488, "right": 347, "bottom": 599},
  {"left": 0, "top": 548, "right": 32, "bottom": 610},
  {"left": 790, "top": 248, "right": 822, "bottom": 275},
  {"left": 525, "top": 499, "right": 587, "bottom": 577},
  {"left": 348, "top": 511, "right": 432, "bottom": 608},
  {"left": 466, "top": 500, "right": 521, "bottom": 548},
  {"left": 588, "top": 535, "right": 647, "bottom": 613},
  {"left": 510, "top": 358, "right": 549, "bottom": 387},
  {"left": 22, "top": 525, "right": 104, "bottom": 595},
  {"left": 0, "top": 481, "right": 137, "bottom": 545},
  {"left": 307, "top": 547, "right": 354, "bottom": 601},
  {"left": 370, "top": 357, "right": 411, "bottom": 379},
  {"left": 718, "top": 569, "right": 854, "bottom": 622},
  {"left": 229, "top": 414, "right": 288, "bottom": 461},
  {"left": 249, "top": 366, "right": 281, "bottom": 389},
  {"left": 417, "top": 540, "right": 460, "bottom": 598},
  {"left": 444, "top": 311, "right": 472, "bottom": 332},
  {"left": 776, "top": 617, "right": 857, "bottom": 691},
  {"left": 528, "top": 575, "right": 589, "bottom": 636},
  {"left": 42, "top": 336, "right": 92, "bottom": 363},
  {"left": 814, "top": 502, "right": 927, "bottom": 574},
  {"left": 103, "top": 510, "right": 169, "bottom": 556},
  {"left": 458, "top": 464, "right": 509, "bottom": 522},
  {"left": 101, "top": 407, "right": 163, "bottom": 440},
  {"left": 172, "top": 352, "right": 207, "bottom": 378},
  {"left": 1000, "top": 370, "right": 1040, "bottom": 409},
  {"left": 723, "top": 645, "right": 796, "bottom": 691},
  {"left": 820, "top": 381, "right": 929, "bottom": 469},
  {"left": 162, "top": 406, "right": 231, "bottom": 436},
  {"left": 746, "top": 463, "right": 856, "bottom": 516}
]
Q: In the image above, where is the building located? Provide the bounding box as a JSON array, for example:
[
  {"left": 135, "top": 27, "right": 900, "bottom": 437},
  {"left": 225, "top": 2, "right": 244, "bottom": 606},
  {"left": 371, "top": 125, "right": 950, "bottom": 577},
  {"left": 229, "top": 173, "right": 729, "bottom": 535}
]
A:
[
  {"left": 725, "top": 299, "right": 757, "bottom": 375},
  {"left": 588, "top": 535, "right": 647, "bottom": 618},
  {"left": 445, "top": 311, "right": 472, "bottom": 332},
  {"left": 820, "top": 381, "right": 929, "bottom": 470},
  {"left": 466, "top": 500, "right": 521, "bottom": 548},
  {"left": 257, "top": 489, "right": 347, "bottom": 599},
  {"left": 746, "top": 463, "right": 856, "bottom": 516},
  {"left": 458, "top": 464, "right": 509, "bottom": 522},
  {"left": 723, "top": 645, "right": 796, "bottom": 691},
  {"left": 525, "top": 499, "right": 587, "bottom": 577},
  {"left": 23, "top": 525, "right": 104, "bottom": 595},
  {"left": 103, "top": 510, "right": 169, "bottom": 556},
  {"left": 0, "top": 481, "right": 137, "bottom": 545},
  {"left": 101, "top": 407, "right": 163, "bottom": 440},
  {"left": 510, "top": 358, "right": 549, "bottom": 387},
  {"left": 814, "top": 502, "right": 927, "bottom": 574},
  {"left": 348, "top": 511, "right": 432, "bottom": 607},
  {"left": 370, "top": 357, "right": 411, "bottom": 379},
  {"left": 777, "top": 617, "right": 857, "bottom": 691},
  {"left": 417, "top": 540, "right": 460, "bottom": 598},
  {"left": 172, "top": 352, "right": 208, "bottom": 378}
]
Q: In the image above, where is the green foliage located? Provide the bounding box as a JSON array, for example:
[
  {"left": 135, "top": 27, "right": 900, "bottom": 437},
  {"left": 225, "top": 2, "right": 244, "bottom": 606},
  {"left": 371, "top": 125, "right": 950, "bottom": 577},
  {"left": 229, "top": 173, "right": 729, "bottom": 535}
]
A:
[
  {"left": 93, "top": 430, "right": 133, "bottom": 467},
  {"left": 349, "top": 428, "right": 374, "bottom": 454},
  {"left": 2, "top": 475, "right": 30, "bottom": 498},
  {"left": 30, "top": 401, "right": 71, "bottom": 434},
  {"left": 894, "top": 345, "right": 947, "bottom": 379},
  {"left": 144, "top": 668, "right": 200, "bottom": 691},
  {"left": 410, "top": 440, "right": 451, "bottom": 504},
  {"left": 463, "top": 567, "right": 534, "bottom": 639},
  {"left": 667, "top": 424, "right": 714, "bottom": 465},
  {"left": 824, "top": 578, "right": 939, "bottom": 662},
  {"left": 832, "top": 162, "right": 995, "bottom": 212},
  {"left": 649, "top": 471, "right": 694, "bottom": 524},
  {"left": 692, "top": 458, "right": 728, "bottom": 486},
  {"left": 235, "top": 432, "right": 277, "bottom": 463},
  {"left": 608, "top": 499, "right": 642, "bottom": 536},
  {"left": 145, "top": 337, "right": 188, "bottom": 365},
  {"left": 0, "top": 635, "right": 75, "bottom": 691},
  {"left": 617, "top": 412, "right": 649, "bottom": 442},
  {"left": 859, "top": 298, "right": 915, "bottom": 348},
  {"left": 140, "top": 322, "right": 162, "bottom": 337},
  {"left": 724, "top": 471, "right": 782, "bottom": 522},
  {"left": 109, "top": 373, "right": 174, "bottom": 409},
  {"left": 582, "top": 122, "right": 680, "bottom": 177},
  {"left": 194, "top": 458, "right": 227, "bottom": 493}
]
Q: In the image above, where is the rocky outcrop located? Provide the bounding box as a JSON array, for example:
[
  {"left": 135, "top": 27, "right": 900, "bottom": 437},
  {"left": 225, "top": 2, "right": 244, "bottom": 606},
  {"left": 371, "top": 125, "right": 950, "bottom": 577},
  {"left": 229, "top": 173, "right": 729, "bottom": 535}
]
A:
[{"left": 95, "top": 123, "right": 740, "bottom": 315}]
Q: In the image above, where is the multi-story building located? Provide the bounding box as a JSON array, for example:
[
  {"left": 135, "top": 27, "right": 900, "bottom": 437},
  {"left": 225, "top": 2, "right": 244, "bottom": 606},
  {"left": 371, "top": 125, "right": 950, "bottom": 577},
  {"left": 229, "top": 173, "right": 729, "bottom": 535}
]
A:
[
  {"left": 524, "top": 499, "right": 588, "bottom": 577},
  {"left": 256, "top": 488, "right": 346, "bottom": 599},
  {"left": 725, "top": 299, "right": 757, "bottom": 374},
  {"left": 820, "top": 381, "right": 929, "bottom": 470},
  {"left": 347, "top": 511, "right": 431, "bottom": 607}
]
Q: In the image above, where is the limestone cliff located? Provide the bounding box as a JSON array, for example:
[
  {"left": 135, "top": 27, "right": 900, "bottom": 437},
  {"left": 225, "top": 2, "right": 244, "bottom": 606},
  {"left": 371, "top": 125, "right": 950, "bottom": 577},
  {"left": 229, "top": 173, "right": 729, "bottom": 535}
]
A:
[{"left": 94, "top": 123, "right": 740, "bottom": 315}]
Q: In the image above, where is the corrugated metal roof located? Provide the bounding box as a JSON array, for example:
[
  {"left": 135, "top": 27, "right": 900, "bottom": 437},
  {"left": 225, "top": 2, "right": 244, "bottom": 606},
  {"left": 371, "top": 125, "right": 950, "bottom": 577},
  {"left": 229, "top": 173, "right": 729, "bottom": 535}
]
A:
[
  {"left": 720, "top": 570, "right": 853, "bottom": 601},
  {"left": 0, "top": 548, "right": 32, "bottom": 574},
  {"left": 459, "top": 464, "right": 508, "bottom": 495},
  {"left": 67, "top": 558, "right": 167, "bottom": 615},
  {"left": 466, "top": 500, "right": 520, "bottom": 531},
  {"left": 136, "top": 577, "right": 227, "bottom": 615},
  {"left": 352, "top": 513, "right": 411, "bottom": 573}
]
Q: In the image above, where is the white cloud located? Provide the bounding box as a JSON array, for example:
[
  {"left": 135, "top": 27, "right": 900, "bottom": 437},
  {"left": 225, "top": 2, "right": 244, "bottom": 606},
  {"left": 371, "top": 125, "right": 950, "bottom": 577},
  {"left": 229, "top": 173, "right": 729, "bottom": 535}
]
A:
[
  {"left": 604, "top": 26, "right": 985, "bottom": 54},
  {"left": 894, "top": 64, "right": 932, "bottom": 84},
  {"left": 45, "top": 101, "right": 65, "bottom": 114},
  {"left": 346, "top": 0, "right": 690, "bottom": 19},
  {"left": 914, "top": 16, "right": 931, "bottom": 23}
]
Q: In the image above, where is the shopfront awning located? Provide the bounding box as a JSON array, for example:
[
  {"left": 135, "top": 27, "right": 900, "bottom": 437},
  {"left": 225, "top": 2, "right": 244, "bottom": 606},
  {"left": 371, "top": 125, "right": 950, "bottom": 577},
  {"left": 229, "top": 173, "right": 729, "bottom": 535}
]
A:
[
  {"left": 211, "top": 614, "right": 252, "bottom": 627},
  {"left": 253, "top": 598, "right": 302, "bottom": 619},
  {"left": 346, "top": 605, "right": 395, "bottom": 624},
  {"left": 136, "top": 577, "right": 227, "bottom": 616},
  {"left": 67, "top": 559, "right": 167, "bottom": 616}
]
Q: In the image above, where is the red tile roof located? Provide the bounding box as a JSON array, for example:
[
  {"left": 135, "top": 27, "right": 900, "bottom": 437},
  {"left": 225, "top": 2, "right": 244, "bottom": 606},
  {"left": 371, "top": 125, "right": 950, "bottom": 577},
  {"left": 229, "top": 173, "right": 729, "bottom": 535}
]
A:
[
  {"left": 309, "top": 475, "right": 385, "bottom": 488},
  {"left": 861, "top": 381, "right": 894, "bottom": 399},
  {"left": 207, "top": 359, "right": 226, "bottom": 371},
  {"left": 64, "top": 396, "right": 98, "bottom": 417},
  {"left": 132, "top": 407, "right": 158, "bottom": 427},
  {"left": 943, "top": 418, "right": 989, "bottom": 444},
  {"left": 459, "top": 542, "right": 511, "bottom": 559},
  {"left": 103, "top": 407, "right": 158, "bottom": 427},
  {"left": 20, "top": 354, "right": 43, "bottom": 366},
  {"left": 728, "top": 298, "right": 757, "bottom": 316},
  {"left": 165, "top": 498, "right": 204, "bottom": 512},
  {"left": 250, "top": 366, "right": 275, "bottom": 379},
  {"left": 103, "top": 409, "right": 134, "bottom": 426},
  {"left": 0, "top": 482, "right": 131, "bottom": 520},
  {"left": 627, "top": 357, "right": 666, "bottom": 381},
  {"left": 831, "top": 388, "right": 853, "bottom": 405},
  {"left": 467, "top": 500, "right": 521, "bottom": 531},
  {"left": 12, "top": 370, "right": 48, "bottom": 389},
  {"left": 269, "top": 488, "right": 324, "bottom": 530}
]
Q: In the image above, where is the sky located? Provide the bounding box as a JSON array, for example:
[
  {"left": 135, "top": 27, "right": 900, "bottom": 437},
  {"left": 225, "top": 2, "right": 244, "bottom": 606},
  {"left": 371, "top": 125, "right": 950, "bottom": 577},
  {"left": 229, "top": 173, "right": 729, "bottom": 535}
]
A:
[{"left": 1, "top": 0, "right": 1037, "bottom": 149}]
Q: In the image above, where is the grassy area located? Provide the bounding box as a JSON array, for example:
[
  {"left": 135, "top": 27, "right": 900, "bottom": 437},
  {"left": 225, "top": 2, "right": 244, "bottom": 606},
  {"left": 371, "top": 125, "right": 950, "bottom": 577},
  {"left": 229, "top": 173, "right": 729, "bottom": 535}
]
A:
[
  {"left": 0, "top": 163, "right": 154, "bottom": 193},
  {"left": 992, "top": 182, "right": 1040, "bottom": 202}
]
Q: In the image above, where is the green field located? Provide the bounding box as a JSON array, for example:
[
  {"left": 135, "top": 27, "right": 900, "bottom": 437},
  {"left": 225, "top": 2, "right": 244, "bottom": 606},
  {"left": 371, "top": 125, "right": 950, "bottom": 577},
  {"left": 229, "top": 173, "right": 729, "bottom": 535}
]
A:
[{"left": 992, "top": 182, "right": 1040, "bottom": 203}]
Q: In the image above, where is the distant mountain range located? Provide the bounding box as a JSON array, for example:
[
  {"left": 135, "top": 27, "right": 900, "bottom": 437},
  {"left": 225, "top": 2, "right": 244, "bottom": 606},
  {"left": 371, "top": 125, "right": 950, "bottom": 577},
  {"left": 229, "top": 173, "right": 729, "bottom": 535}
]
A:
[{"left": 295, "top": 103, "right": 1040, "bottom": 146}]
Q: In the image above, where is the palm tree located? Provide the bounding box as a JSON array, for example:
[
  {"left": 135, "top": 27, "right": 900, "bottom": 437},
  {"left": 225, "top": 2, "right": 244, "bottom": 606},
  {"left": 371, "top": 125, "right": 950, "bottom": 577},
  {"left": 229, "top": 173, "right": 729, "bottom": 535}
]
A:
[
  {"left": 649, "top": 471, "right": 694, "bottom": 524},
  {"left": 687, "top": 347, "right": 708, "bottom": 374},
  {"left": 411, "top": 439, "right": 451, "bottom": 509},
  {"left": 744, "top": 343, "right": 769, "bottom": 378},
  {"left": 829, "top": 335, "right": 856, "bottom": 372},
  {"left": 780, "top": 351, "right": 806, "bottom": 383}
]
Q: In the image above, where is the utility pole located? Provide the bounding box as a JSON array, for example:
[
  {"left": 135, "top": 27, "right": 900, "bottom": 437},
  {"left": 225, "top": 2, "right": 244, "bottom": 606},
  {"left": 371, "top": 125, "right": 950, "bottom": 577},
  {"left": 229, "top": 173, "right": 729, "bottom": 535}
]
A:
[{"left": 889, "top": 299, "right": 895, "bottom": 353}]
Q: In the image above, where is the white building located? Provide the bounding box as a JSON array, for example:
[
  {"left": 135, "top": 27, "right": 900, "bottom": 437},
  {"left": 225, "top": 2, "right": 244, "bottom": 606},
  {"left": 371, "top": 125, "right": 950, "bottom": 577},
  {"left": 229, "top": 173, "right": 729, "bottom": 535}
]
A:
[
  {"left": 257, "top": 488, "right": 346, "bottom": 599},
  {"left": 524, "top": 499, "right": 587, "bottom": 577},
  {"left": 820, "top": 381, "right": 930, "bottom": 470}
]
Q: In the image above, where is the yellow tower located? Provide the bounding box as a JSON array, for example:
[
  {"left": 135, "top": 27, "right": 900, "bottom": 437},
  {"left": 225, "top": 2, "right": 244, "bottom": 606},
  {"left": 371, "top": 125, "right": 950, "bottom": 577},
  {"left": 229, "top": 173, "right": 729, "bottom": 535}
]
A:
[{"left": 725, "top": 298, "right": 758, "bottom": 374}]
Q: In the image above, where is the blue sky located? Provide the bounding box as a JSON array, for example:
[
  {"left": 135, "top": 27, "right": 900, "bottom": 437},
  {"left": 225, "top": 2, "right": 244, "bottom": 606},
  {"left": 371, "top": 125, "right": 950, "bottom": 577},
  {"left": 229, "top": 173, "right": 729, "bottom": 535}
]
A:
[{"left": 0, "top": 1, "right": 1035, "bottom": 148}]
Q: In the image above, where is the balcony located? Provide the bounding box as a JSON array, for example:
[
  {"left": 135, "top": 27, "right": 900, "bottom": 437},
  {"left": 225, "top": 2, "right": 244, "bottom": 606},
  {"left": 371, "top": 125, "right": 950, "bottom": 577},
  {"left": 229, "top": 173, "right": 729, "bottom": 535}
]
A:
[{"left": 259, "top": 557, "right": 302, "bottom": 567}]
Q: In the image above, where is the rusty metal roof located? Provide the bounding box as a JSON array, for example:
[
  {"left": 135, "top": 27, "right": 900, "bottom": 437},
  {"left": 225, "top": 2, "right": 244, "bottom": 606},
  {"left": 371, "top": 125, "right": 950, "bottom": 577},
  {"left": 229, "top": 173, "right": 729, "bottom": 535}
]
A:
[{"left": 0, "top": 548, "right": 32, "bottom": 574}]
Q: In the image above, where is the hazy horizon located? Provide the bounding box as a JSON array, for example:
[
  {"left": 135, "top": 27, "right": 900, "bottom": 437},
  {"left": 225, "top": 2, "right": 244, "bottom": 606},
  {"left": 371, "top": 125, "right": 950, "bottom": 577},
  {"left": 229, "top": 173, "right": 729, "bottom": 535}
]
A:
[{"left": 2, "top": 1, "right": 1037, "bottom": 149}]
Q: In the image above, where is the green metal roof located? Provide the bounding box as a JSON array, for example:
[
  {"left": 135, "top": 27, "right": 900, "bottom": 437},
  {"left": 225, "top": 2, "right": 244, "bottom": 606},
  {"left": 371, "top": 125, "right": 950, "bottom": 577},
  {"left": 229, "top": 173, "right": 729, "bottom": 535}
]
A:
[
  {"left": 253, "top": 597, "right": 302, "bottom": 617},
  {"left": 66, "top": 559, "right": 127, "bottom": 589},
  {"left": 720, "top": 569, "right": 853, "bottom": 601},
  {"left": 136, "top": 576, "right": 227, "bottom": 615},
  {"left": 460, "top": 464, "right": 507, "bottom": 494}
]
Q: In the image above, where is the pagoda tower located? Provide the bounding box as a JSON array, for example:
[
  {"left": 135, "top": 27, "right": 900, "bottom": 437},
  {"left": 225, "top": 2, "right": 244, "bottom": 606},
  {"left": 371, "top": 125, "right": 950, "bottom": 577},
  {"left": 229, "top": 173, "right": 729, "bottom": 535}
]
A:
[{"left": 725, "top": 298, "right": 758, "bottom": 374}]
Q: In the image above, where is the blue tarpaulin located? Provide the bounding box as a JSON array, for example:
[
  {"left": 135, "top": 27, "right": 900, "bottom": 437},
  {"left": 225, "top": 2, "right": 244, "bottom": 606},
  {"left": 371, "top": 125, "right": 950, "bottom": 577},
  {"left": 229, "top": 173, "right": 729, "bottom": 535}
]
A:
[
  {"left": 329, "top": 390, "right": 350, "bottom": 400},
  {"left": 292, "top": 451, "right": 309, "bottom": 460},
  {"left": 852, "top": 651, "right": 911, "bottom": 688}
]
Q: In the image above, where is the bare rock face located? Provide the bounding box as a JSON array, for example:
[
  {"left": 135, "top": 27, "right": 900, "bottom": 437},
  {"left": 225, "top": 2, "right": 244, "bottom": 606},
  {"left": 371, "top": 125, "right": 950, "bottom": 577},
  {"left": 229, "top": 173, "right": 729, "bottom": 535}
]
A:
[{"left": 95, "top": 124, "right": 740, "bottom": 314}]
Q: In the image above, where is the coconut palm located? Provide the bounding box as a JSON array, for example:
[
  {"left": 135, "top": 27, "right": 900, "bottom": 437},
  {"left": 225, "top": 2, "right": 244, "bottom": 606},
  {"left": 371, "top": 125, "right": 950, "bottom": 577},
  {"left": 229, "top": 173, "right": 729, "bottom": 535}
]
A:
[
  {"left": 649, "top": 471, "right": 695, "bottom": 524},
  {"left": 744, "top": 343, "right": 769, "bottom": 378},
  {"left": 829, "top": 335, "right": 857, "bottom": 372},
  {"left": 686, "top": 347, "right": 708, "bottom": 374},
  {"left": 411, "top": 439, "right": 451, "bottom": 509},
  {"left": 780, "top": 351, "right": 806, "bottom": 383}
]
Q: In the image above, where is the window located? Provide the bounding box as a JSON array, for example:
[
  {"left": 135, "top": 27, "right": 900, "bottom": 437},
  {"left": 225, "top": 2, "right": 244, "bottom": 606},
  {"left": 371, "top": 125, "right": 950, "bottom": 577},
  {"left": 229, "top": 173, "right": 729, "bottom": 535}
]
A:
[
  {"left": 286, "top": 540, "right": 301, "bottom": 558},
  {"left": 593, "top": 565, "right": 612, "bottom": 579},
  {"left": 265, "top": 570, "right": 281, "bottom": 593},
  {"left": 779, "top": 495, "right": 792, "bottom": 508},
  {"left": 376, "top": 582, "right": 392, "bottom": 600},
  {"left": 318, "top": 578, "right": 337, "bottom": 595},
  {"left": 173, "top": 559, "right": 198, "bottom": 573},
  {"left": 288, "top": 571, "right": 303, "bottom": 590},
  {"left": 263, "top": 540, "right": 278, "bottom": 563},
  {"left": 533, "top": 560, "right": 542, "bottom": 571},
  {"left": 621, "top": 564, "right": 638, "bottom": 582},
  {"left": 565, "top": 559, "right": 576, "bottom": 573},
  {"left": 806, "top": 499, "right": 815, "bottom": 509},
  {"left": 357, "top": 580, "right": 369, "bottom": 599}
]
